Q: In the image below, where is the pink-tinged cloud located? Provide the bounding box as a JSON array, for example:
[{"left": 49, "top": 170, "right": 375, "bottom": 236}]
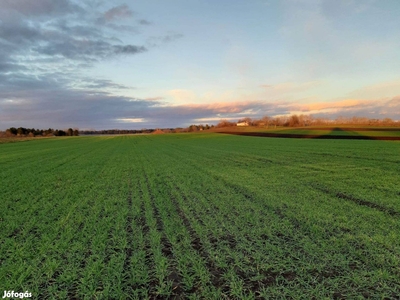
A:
[
  {"left": 149, "top": 96, "right": 400, "bottom": 125},
  {"left": 143, "top": 97, "right": 164, "bottom": 101},
  {"left": 293, "top": 99, "right": 372, "bottom": 112},
  {"left": 167, "top": 89, "right": 197, "bottom": 103},
  {"left": 349, "top": 79, "right": 400, "bottom": 99},
  {"left": 173, "top": 101, "right": 269, "bottom": 114},
  {"left": 104, "top": 5, "right": 133, "bottom": 21},
  {"left": 387, "top": 96, "right": 400, "bottom": 107},
  {"left": 289, "top": 97, "right": 400, "bottom": 119},
  {"left": 159, "top": 96, "right": 400, "bottom": 119}
]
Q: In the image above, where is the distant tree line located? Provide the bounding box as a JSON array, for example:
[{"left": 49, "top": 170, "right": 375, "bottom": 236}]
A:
[
  {"left": 1, "top": 127, "right": 79, "bottom": 137},
  {"left": 80, "top": 124, "right": 215, "bottom": 135},
  {"left": 80, "top": 129, "right": 155, "bottom": 135},
  {"left": 2, "top": 115, "right": 397, "bottom": 139},
  {"left": 217, "top": 115, "right": 400, "bottom": 128},
  {"left": 2, "top": 126, "right": 214, "bottom": 137}
]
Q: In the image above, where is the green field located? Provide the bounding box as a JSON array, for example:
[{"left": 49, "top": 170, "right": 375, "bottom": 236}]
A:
[
  {"left": 214, "top": 126, "right": 400, "bottom": 139},
  {"left": 1, "top": 134, "right": 399, "bottom": 299}
]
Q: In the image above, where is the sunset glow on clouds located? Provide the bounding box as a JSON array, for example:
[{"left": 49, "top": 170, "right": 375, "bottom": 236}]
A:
[{"left": 1, "top": 0, "right": 400, "bottom": 129}]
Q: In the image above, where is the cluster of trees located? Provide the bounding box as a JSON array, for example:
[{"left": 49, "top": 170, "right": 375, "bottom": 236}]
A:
[
  {"left": 217, "top": 115, "right": 399, "bottom": 128},
  {"left": 187, "top": 124, "right": 213, "bottom": 132},
  {"left": 215, "top": 120, "right": 237, "bottom": 128},
  {"left": 2, "top": 127, "right": 79, "bottom": 137}
]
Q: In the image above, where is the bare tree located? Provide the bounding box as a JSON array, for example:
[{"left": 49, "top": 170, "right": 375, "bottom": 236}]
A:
[{"left": 216, "top": 119, "right": 236, "bottom": 128}]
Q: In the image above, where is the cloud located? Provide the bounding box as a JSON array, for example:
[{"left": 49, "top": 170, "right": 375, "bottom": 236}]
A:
[
  {"left": 0, "top": 18, "right": 42, "bottom": 45},
  {"left": 0, "top": 61, "right": 27, "bottom": 72},
  {"left": 160, "top": 33, "right": 184, "bottom": 43},
  {"left": 1, "top": 71, "right": 398, "bottom": 129},
  {"left": 292, "top": 99, "right": 369, "bottom": 112},
  {"left": 287, "top": 97, "right": 400, "bottom": 119},
  {"left": 175, "top": 101, "right": 266, "bottom": 114},
  {"left": 147, "top": 33, "right": 184, "bottom": 47},
  {"left": 1, "top": 0, "right": 397, "bottom": 130},
  {"left": 139, "top": 19, "right": 152, "bottom": 25},
  {"left": 0, "top": 0, "right": 186, "bottom": 130},
  {"left": 0, "top": 73, "right": 159, "bottom": 129},
  {"left": 349, "top": 79, "right": 400, "bottom": 99},
  {"left": 0, "top": 0, "right": 147, "bottom": 68},
  {"left": 193, "top": 117, "right": 239, "bottom": 122},
  {"left": 114, "top": 45, "right": 147, "bottom": 55},
  {"left": 73, "top": 79, "right": 131, "bottom": 90},
  {"left": 167, "top": 89, "right": 197, "bottom": 103},
  {"left": 103, "top": 4, "right": 134, "bottom": 21},
  {"left": 143, "top": 97, "right": 165, "bottom": 101},
  {"left": 0, "top": 0, "right": 81, "bottom": 17},
  {"left": 155, "top": 101, "right": 290, "bottom": 124},
  {"left": 163, "top": 97, "right": 400, "bottom": 125},
  {"left": 116, "top": 118, "right": 145, "bottom": 123}
]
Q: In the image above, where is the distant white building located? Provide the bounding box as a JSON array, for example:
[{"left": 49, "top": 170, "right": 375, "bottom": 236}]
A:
[{"left": 237, "top": 121, "right": 249, "bottom": 126}]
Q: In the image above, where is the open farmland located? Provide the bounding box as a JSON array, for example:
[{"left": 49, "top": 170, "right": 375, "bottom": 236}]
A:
[
  {"left": 216, "top": 126, "right": 400, "bottom": 141},
  {"left": 1, "top": 134, "right": 399, "bottom": 299}
]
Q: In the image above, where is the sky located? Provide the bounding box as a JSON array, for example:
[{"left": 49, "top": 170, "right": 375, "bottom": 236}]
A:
[{"left": 0, "top": 0, "right": 400, "bottom": 130}]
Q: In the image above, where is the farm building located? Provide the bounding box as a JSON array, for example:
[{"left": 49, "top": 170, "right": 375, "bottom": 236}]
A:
[{"left": 237, "top": 121, "right": 249, "bottom": 126}]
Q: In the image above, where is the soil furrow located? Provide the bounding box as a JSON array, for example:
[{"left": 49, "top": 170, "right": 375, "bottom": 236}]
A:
[
  {"left": 122, "top": 175, "right": 134, "bottom": 294},
  {"left": 313, "top": 184, "right": 400, "bottom": 217},
  {"left": 168, "top": 191, "right": 228, "bottom": 292},
  {"left": 143, "top": 171, "right": 184, "bottom": 297},
  {"left": 169, "top": 174, "right": 298, "bottom": 295}
]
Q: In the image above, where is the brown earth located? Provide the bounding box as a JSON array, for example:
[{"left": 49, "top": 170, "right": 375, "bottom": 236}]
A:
[{"left": 151, "top": 129, "right": 165, "bottom": 134}]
